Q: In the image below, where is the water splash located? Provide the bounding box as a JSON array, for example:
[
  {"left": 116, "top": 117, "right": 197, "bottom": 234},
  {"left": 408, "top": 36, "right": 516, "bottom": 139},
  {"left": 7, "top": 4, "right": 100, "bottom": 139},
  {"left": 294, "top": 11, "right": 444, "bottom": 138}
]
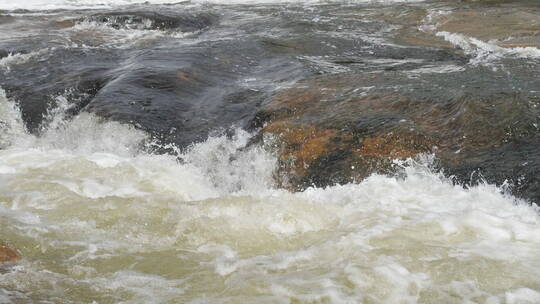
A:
[
  {"left": 436, "top": 31, "right": 540, "bottom": 65},
  {"left": 1, "top": 89, "right": 540, "bottom": 303},
  {"left": 65, "top": 21, "right": 191, "bottom": 49},
  {"left": 0, "top": 89, "right": 26, "bottom": 149},
  {"left": 0, "top": 0, "right": 426, "bottom": 11},
  {"left": 0, "top": 50, "right": 49, "bottom": 72}
]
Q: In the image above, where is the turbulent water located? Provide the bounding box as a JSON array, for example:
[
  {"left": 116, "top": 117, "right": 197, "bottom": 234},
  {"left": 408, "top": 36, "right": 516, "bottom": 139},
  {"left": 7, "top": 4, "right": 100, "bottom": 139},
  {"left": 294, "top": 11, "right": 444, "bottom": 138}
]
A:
[{"left": 1, "top": 0, "right": 540, "bottom": 303}]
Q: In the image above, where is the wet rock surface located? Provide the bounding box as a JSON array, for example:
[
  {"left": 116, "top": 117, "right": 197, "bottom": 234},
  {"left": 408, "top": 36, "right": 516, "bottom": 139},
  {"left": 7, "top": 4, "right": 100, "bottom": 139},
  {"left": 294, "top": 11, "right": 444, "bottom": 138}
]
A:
[
  {"left": 81, "top": 11, "right": 218, "bottom": 31},
  {"left": 253, "top": 70, "right": 540, "bottom": 201}
]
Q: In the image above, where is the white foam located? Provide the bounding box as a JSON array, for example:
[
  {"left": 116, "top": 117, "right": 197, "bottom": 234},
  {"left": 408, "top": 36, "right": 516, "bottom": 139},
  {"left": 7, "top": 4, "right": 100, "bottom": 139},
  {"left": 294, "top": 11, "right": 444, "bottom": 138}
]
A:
[
  {"left": 407, "top": 64, "right": 465, "bottom": 75},
  {"left": 436, "top": 31, "right": 540, "bottom": 65},
  {"left": 0, "top": 89, "right": 26, "bottom": 149},
  {"left": 1, "top": 87, "right": 540, "bottom": 303},
  {"left": 418, "top": 9, "right": 451, "bottom": 33},
  {"left": 0, "top": 0, "right": 183, "bottom": 11},
  {"left": 65, "top": 21, "right": 181, "bottom": 49},
  {"left": 506, "top": 288, "right": 540, "bottom": 304},
  {"left": 0, "top": 50, "right": 48, "bottom": 72},
  {"left": 0, "top": 0, "right": 425, "bottom": 11},
  {"left": 100, "top": 271, "right": 186, "bottom": 302}
]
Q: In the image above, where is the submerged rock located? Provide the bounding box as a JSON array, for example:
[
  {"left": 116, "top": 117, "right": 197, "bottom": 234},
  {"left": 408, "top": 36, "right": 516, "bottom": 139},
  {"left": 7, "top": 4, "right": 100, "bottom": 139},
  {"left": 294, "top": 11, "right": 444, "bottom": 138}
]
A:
[
  {"left": 395, "top": 3, "right": 540, "bottom": 52},
  {"left": 254, "top": 72, "right": 540, "bottom": 204},
  {"left": 75, "top": 10, "right": 218, "bottom": 32},
  {"left": 0, "top": 244, "right": 20, "bottom": 263}
]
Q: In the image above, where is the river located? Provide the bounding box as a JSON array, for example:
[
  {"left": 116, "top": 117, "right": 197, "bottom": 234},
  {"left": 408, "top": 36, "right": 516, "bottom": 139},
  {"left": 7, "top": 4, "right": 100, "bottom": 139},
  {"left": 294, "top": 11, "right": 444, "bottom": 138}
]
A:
[{"left": 1, "top": 0, "right": 540, "bottom": 303}]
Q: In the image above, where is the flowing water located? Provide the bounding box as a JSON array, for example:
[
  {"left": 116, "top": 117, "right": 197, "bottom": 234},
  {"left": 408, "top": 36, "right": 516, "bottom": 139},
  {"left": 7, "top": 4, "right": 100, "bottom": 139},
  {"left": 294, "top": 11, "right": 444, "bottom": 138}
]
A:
[{"left": 1, "top": 0, "right": 540, "bottom": 303}]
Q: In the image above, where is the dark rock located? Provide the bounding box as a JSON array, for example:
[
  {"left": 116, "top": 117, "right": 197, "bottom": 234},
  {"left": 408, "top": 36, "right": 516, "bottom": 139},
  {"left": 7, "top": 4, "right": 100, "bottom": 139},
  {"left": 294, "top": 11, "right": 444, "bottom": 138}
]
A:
[
  {"left": 81, "top": 11, "right": 218, "bottom": 32},
  {"left": 1, "top": 47, "right": 115, "bottom": 133}
]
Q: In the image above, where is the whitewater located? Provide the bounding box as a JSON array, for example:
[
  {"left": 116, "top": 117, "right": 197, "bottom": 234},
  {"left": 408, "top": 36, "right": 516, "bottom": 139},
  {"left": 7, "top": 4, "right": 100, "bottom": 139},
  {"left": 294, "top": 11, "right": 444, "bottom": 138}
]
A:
[
  {"left": 0, "top": 0, "right": 426, "bottom": 11},
  {"left": 1, "top": 86, "right": 540, "bottom": 302},
  {"left": 1, "top": 0, "right": 540, "bottom": 302}
]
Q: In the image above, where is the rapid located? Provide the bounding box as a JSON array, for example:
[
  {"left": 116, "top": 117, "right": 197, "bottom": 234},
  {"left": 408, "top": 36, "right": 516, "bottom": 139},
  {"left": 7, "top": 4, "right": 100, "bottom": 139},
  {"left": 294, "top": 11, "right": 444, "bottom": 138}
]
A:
[{"left": 1, "top": 0, "right": 540, "bottom": 303}]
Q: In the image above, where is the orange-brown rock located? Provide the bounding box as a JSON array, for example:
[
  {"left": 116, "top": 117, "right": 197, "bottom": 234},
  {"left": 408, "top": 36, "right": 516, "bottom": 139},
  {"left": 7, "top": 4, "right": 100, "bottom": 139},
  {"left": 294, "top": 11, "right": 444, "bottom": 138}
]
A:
[
  {"left": 0, "top": 244, "right": 21, "bottom": 263},
  {"left": 257, "top": 80, "right": 447, "bottom": 188},
  {"left": 177, "top": 70, "right": 197, "bottom": 81},
  {"left": 253, "top": 70, "right": 538, "bottom": 192},
  {"left": 357, "top": 133, "right": 432, "bottom": 160},
  {"left": 55, "top": 19, "right": 77, "bottom": 28},
  {"left": 263, "top": 122, "right": 343, "bottom": 177}
]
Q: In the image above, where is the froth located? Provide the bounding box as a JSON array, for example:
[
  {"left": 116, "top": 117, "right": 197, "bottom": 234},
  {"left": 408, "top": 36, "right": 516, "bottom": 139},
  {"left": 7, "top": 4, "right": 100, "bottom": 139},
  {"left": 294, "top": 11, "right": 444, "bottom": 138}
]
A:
[
  {"left": 1, "top": 90, "right": 540, "bottom": 303},
  {"left": 0, "top": 0, "right": 425, "bottom": 11},
  {"left": 66, "top": 21, "right": 190, "bottom": 49},
  {"left": 436, "top": 31, "right": 540, "bottom": 65},
  {"left": 0, "top": 0, "right": 182, "bottom": 11},
  {"left": 0, "top": 50, "right": 48, "bottom": 72},
  {"left": 0, "top": 89, "right": 26, "bottom": 149},
  {"left": 1, "top": 145, "right": 540, "bottom": 302}
]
